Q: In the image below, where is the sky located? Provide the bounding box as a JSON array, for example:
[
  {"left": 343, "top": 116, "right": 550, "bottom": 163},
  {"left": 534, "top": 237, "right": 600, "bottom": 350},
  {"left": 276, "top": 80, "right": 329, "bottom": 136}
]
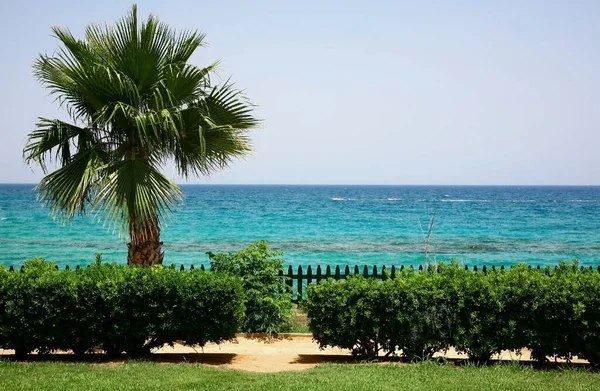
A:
[{"left": 0, "top": 0, "right": 599, "bottom": 185}]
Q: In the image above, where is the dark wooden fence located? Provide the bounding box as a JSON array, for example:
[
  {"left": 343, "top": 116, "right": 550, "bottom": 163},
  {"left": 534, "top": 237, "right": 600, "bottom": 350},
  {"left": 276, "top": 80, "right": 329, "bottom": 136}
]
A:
[
  {"left": 8, "top": 263, "right": 600, "bottom": 302},
  {"left": 277, "top": 264, "right": 600, "bottom": 301}
]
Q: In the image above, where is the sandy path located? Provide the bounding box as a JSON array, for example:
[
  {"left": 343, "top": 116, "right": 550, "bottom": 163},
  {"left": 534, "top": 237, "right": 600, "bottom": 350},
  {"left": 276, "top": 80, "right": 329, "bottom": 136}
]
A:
[
  {"left": 0, "top": 334, "right": 589, "bottom": 372},
  {"left": 156, "top": 334, "right": 350, "bottom": 372}
]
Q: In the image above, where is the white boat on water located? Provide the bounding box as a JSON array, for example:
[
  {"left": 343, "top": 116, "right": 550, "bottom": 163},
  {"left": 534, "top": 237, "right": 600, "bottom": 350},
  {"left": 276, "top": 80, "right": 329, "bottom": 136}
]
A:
[
  {"left": 331, "top": 196, "right": 344, "bottom": 201},
  {"left": 387, "top": 197, "right": 402, "bottom": 201}
]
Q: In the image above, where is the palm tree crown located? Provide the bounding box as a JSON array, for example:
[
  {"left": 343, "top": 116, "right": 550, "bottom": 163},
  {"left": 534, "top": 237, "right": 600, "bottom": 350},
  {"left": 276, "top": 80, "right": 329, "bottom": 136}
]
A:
[{"left": 23, "top": 4, "right": 259, "bottom": 265}]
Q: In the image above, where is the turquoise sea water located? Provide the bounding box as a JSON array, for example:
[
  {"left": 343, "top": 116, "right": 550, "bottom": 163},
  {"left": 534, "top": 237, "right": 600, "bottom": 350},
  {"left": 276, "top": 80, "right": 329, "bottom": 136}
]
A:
[{"left": 0, "top": 184, "right": 599, "bottom": 268}]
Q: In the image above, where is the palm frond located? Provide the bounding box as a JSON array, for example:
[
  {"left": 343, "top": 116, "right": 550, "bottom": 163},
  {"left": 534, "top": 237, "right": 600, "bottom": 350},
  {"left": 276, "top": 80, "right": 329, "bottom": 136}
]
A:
[
  {"left": 168, "top": 29, "right": 207, "bottom": 64},
  {"left": 154, "top": 61, "right": 218, "bottom": 109},
  {"left": 94, "top": 157, "right": 182, "bottom": 239},
  {"left": 200, "top": 82, "right": 259, "bottom": 129},
  {"left": 173, "top": 82, "right": 258, "bottom": 178},
  {"left": 36, "top": 147, "right": 106, "bottom": 221},
  {"left": 23, "top": 119, "right": 95, "bottom": 173}
]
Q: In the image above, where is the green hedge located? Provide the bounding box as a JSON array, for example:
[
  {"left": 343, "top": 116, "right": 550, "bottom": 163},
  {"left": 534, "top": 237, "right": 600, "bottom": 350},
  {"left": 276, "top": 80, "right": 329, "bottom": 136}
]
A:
[
  {"left": 0, "top": 259, "right": 244, "bottom": 357},
  {"left": 304, "top": 262, "right": 600, "bottom": 364}
]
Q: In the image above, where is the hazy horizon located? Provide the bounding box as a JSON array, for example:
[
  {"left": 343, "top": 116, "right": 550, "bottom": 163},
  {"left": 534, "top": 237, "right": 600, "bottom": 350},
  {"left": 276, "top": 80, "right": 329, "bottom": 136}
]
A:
[
  {"left": 2, "top": 183, "right": 600, "bottom": 187},
  {"left": 1, "top": 0, "right": 599, "bottom": 186}
]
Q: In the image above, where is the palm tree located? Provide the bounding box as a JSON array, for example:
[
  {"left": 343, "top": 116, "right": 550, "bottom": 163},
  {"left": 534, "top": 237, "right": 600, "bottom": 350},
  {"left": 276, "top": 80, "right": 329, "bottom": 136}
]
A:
[{"left": 23, "top": 5, "right": 259, "bottom": 266}]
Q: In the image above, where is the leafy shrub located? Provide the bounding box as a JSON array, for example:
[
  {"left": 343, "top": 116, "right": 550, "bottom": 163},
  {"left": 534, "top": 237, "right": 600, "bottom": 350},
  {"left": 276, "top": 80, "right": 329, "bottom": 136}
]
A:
[
  {"left": 304, "top": 262, "right": 600, "bottom": 364},
  {"left": 174, "top": 268, "right": 245, "bottom": 347},
  {"left": 0, "top": 259, "right": 244, "bottom": 356},
  {"left": 0, "top": 260, "right": 79, "bottom": 357},
  {"left": 381, "top": 266, "right": 460, "bottom": 361},
  {"left": 572, "top": 268, "right": 600, "bottom": 365},
  {"left": 450, "top": 266, "right": 505, "bottom": 362},
  {"left": 208, "top": 241, "right": 293, "bottom": 333},
  {"left": 304, "top": 277, "right": 382, "bottom": 356},
  {"left": 306, "top": 267, "right": 460, "bottom": 360}
]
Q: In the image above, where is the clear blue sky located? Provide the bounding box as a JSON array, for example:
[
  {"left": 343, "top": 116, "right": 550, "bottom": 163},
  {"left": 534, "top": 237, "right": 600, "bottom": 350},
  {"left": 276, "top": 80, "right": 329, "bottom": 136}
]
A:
[{"left": 1, "top": 0, "right": 599, "bottom": 185}]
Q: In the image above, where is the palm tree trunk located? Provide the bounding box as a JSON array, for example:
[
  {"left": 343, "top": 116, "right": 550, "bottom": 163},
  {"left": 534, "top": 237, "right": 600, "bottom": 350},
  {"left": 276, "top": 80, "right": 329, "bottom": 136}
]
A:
[{"left": 127, "top": 216, "right": 164, "bottom": 266}]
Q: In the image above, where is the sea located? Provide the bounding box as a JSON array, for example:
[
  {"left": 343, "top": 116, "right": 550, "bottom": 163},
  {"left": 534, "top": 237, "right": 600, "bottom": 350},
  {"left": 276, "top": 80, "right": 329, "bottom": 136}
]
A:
[{"left": 0, "top": 184, "right": 599, "bottom": 269}]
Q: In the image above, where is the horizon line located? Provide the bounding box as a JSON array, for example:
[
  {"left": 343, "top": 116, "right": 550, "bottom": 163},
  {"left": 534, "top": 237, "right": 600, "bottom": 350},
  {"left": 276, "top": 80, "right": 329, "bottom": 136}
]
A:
[{"left": 1, "top": 183, "right": 600, "bottom": 187}]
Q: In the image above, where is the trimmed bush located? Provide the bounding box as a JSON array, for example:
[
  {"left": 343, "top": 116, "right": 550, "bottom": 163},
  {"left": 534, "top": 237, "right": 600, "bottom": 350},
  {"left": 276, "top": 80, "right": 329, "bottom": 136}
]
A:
[
  {"left": 304, "top": 262, "right": 600, "bottom": 364},
  {"left": 451, "top": 266, "right": 505, "bottom": 362},
  {"left": 0, "top": 259, "right": 244, "bottom": 356},
  {"left": 380, "top": 266, "right": 460, "bottom": 361},
  {"left": 208, "top": 241, "right": 293, "bottom": 333},
  {"left": 573, "top": 269, "right": 600, "bottom": 364},
  {"left": 302, "top": 275, "right": 382, "bottom": 356}
]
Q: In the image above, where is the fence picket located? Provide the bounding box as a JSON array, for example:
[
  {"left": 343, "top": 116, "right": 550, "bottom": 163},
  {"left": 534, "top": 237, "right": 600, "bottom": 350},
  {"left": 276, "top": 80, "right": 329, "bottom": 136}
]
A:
[
  {"left": 278, "top": 269, "right": 284, "bottom": 294},
  {"left": 287, "top": 265, "right": 294, "bottom": 290},
  {"left": 297, "top": 265, "right": 303, "bottom": 298}
]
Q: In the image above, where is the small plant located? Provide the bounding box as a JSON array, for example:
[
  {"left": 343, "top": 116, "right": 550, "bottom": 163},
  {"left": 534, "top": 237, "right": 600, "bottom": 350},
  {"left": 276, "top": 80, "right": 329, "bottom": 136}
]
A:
[
  {"left": 208, "top": 241, "right": 293, "bottom": 333},
  {"left": 418, "top": 208, "right": 438, "bottom": 263}
]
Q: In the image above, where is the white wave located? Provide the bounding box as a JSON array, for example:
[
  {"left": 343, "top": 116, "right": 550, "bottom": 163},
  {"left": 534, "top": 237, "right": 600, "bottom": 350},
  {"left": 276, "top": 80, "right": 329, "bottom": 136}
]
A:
[{"left": 441, "top": 199, "right": 490, "bottom": 202}]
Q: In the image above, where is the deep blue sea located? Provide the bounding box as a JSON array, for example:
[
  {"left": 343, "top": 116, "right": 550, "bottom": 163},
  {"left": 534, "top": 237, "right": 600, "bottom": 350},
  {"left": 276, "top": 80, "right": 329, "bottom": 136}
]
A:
[{"left": 0, "top": 184, "right": 599, "bottom": 268}]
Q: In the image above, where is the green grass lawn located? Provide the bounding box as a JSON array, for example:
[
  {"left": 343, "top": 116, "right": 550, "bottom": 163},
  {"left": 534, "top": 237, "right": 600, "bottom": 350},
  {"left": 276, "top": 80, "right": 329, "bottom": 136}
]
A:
[{"left": 0, "top": 361, "right": 598, "bottom": 391}]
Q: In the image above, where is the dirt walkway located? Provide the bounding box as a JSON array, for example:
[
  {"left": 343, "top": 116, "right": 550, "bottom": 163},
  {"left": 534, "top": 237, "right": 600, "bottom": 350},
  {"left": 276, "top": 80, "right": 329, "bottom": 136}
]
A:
[
  {"left": 0, "top": 334, "right": 589, "bottom": 372},
  {"left": 157, "top": 334, "right": 350, "bottom": 372}
]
